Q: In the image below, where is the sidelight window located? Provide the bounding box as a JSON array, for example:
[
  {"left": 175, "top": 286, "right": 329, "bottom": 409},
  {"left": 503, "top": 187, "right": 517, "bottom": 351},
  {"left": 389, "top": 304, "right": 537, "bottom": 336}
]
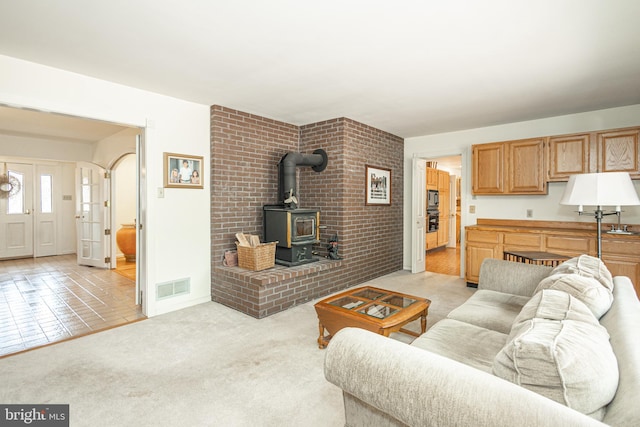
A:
[
  {"left": 6, "top": 171, "right": 24, "bottom": 214},
  {"left": 40, "top": 174, "right": 52, "bottom": 213}
]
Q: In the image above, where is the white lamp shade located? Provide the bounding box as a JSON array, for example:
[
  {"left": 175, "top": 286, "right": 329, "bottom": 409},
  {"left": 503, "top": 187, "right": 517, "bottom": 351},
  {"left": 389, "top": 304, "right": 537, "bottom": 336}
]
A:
[{"left": 560, "top": 172, "right": 640, "bottom": 207}]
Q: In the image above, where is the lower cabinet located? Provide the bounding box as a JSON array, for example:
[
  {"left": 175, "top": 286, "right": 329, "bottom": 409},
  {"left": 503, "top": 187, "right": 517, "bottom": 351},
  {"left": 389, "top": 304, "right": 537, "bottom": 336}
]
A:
[
  {"left": 465, "top": 221, "right": 640, "bottom": 298},
  {"left": 465, "top": 230, "right": 501, "bottom": 283},
  {"left": 426, "top": 232, "right": 438, "bottom": 250}
]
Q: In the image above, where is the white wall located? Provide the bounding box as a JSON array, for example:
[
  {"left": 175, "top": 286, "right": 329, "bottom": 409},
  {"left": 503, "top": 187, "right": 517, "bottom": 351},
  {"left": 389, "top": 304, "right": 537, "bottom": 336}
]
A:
[
  {"left": 0, "top": 54, "right": 212, "bottom": 317},
  {"left": 404, "top": 104, "right": 640, "bottom": 270}
]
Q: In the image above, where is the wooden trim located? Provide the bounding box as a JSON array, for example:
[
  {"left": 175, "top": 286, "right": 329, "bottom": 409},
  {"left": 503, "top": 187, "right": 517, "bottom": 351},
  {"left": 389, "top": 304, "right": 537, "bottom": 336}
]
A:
[{"left": 476, "top": 218, "right": 640, "bottom": 232}]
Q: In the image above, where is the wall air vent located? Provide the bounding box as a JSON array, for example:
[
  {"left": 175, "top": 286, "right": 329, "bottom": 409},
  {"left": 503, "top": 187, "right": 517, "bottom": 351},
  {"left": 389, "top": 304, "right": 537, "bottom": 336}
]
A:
[{"left": 156, "top": 278, "right": 190, "bottom": 300}]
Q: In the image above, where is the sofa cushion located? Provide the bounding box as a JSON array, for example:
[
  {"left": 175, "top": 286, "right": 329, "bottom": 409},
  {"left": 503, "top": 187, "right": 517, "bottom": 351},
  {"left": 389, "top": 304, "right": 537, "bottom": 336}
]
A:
[
  {"left": 446, "top": 290, "right": 530, "bottom": 334},
  {"left": 411, "top": 318, "right": 507, "bottom": 373},
  {"left": 551, "top": 254, "right": 614, "bottom": 291},
  {"left": 509, "top": 289, "right": 598, "bottom": 341},
  {"left": 535, "top": 273, "right": 613, "bottom": 318},
  {"left": 493, "top": 317, "right": 619, "bottom": 420}
]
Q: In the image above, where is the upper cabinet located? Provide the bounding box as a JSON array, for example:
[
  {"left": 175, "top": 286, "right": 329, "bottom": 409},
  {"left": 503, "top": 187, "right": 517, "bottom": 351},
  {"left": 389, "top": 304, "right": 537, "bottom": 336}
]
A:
[
  {"left": 472, "top": 138, "right": 546, "bottom": 195},
  {"left": 474, "top": 126, "right": 640, "bottom": 193},
  {"left": 426, "top": 167, "right": 438, "bottom": 190},
  {"left": 472, "top": 142, "right": 504, "bottom": 194},
  {"left": 547, "top": 133, "right": 591, "bottom": 182},
  {"left": 507, "top": 138, "right": 546, "bottom": 193},
  {"left": 597, "top": 128, "right": 640, "bottom": 178}
]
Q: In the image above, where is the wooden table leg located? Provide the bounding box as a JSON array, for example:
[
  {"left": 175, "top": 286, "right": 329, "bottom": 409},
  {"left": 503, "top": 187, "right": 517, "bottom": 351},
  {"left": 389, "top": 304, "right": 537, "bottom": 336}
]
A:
[
  {"left": 420, "top": 309, "right": 427, "bottom": 334},
  {"left": 318, "top": 322, "right": 328, "bottom": 349}
]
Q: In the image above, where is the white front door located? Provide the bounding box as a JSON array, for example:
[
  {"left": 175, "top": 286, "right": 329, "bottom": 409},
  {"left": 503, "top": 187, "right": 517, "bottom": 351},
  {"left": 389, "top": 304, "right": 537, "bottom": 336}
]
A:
[
  {"left": 76, "top": 162, "right": 110, "bottom": 268},
  {"left": 411, "top": 158, "right": 426, "bottom": 273},
  {"left": 0, "top": 163, "right": 34, "bottom": 259}
]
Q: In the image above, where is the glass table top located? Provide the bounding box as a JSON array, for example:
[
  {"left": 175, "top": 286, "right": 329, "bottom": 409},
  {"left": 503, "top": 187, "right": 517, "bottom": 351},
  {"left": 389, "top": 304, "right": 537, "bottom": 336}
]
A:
[
  {"left": 327, "top": 287, "right": 419, "bottom": 317},
  {"left": 352, "top": 288, "right": 386, "bottom": 300},
  {"left": 357, "top": 303, "right": 399, "bottom": 319}
]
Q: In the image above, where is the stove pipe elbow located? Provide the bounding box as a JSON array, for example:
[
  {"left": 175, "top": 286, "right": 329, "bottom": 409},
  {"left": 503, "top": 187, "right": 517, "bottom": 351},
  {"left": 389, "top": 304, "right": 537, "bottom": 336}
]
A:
[{"left": 279, "top": 149, "right": 328, "bottom": 208}]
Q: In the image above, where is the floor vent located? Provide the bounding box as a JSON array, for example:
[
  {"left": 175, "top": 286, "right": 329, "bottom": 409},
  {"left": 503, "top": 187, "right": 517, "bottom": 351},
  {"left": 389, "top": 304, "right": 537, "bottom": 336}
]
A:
[{"left": 156, "top": 278, "right": 190, "bottom": 300}]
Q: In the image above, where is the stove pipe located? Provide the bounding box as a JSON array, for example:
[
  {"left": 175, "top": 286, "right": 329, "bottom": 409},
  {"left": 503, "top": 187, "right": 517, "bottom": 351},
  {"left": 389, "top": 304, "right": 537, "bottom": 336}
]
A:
[{"left": 278, "top": 149, "right": 328, "bottom": 209}]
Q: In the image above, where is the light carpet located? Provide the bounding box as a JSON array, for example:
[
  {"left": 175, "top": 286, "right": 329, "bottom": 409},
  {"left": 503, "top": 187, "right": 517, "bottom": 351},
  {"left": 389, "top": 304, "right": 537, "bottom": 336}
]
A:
[{"left": 0, "top": 270, "right": 474, "bottom": 426}]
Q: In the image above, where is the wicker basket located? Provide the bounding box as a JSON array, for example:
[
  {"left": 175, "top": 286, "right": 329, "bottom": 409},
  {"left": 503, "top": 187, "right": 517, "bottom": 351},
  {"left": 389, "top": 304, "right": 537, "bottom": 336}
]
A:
[{"left": 236, "top": 241, "right": 277, "bottom": 271}]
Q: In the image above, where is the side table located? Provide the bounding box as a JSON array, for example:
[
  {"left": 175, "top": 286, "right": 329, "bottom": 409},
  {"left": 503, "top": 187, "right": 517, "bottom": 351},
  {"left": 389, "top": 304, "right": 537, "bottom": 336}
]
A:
[{"left": 503, "top": 250, "right": 569, "bottom": 267}]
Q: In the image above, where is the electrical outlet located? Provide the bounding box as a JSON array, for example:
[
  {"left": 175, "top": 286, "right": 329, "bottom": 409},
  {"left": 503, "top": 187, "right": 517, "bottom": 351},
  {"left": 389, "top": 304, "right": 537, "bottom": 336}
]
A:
[
  {"left": 526, "top": 209, "right": 533, "bottom": 218},
  {"left": 469, "top": 205, "right": 476, "bottom": 214}
]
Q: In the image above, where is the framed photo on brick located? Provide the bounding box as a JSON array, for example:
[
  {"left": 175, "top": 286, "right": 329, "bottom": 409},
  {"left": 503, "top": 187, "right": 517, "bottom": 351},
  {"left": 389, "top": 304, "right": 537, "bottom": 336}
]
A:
[
  {"left": 164, "top": 152, "right": 204, "bottom": 189},
  {"left": 365, "top": 165, "right": 391, "bottom": 205}
]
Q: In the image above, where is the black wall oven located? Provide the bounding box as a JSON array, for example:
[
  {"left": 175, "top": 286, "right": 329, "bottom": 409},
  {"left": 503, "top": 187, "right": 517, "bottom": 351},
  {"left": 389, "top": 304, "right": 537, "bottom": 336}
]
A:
[
  {"left": 427, "top": 209, "right": 439, "bottom": 232},
  {"left": 427, "top": 189, "right": 439, "bottom": 232},
  {"left": 427, "top": 189, "right": 439, "bottom": 210}
]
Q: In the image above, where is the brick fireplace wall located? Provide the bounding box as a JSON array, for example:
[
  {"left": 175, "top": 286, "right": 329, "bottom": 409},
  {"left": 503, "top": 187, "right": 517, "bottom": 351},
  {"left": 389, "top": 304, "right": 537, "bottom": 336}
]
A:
[{"left": 211, "top": 106, "right": 404, "bottom": 318}]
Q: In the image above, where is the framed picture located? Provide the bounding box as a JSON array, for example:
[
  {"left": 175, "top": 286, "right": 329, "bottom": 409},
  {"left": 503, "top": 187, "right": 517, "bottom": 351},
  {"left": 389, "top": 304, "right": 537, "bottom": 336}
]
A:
[
  {"left": 365, "top": 165, "right": 391, "bottom": 206},
  {"left": 164, "top": 152, "right": 204, "bottom": 189}
]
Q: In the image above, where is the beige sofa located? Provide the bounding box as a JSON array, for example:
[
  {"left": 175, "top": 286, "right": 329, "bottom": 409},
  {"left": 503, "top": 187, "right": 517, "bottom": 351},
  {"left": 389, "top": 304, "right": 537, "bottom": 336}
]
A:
[{"left": 324, "top": 256, "right": 640, "bottom": 426}]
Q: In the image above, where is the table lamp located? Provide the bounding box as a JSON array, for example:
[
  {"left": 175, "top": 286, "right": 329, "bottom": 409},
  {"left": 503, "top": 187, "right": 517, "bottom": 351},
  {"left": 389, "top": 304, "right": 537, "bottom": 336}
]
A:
[{"left": 560, "top": 172, "right": 640, "bottom": 258}]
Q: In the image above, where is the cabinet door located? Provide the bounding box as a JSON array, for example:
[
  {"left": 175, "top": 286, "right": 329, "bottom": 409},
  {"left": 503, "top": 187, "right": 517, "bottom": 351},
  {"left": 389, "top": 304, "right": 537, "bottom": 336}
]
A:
[
  {"left": 437, "top": 170, "right": 450, "bottom": 193},
  {"left": 465, "top": 243, "right": 499, "bottom": 284},
  {"left": 597, "top": 128, "right": 640, "bottom": 178},
  {"left": 438, "top": 217, "right": 449, "bottom": 247},
  {"left": 472, "top": 143, "right": 504, "bottom": 194},
  {"left": 508, "top": 138, "right": 546, "bottom": 194},
  {"left": 547, "top": 134, "right": 591, "bottom": 181},
  {"left": 465, "top": 229, "right": 501, "bottom": 283},
  {"left": 439, "top": 183, "right": 450, "bottom": 217},
  {"left": 426, "top": 168, "right": 438, "bottom": 189},
  {"left": 601, "top": 255, "right": 640, "bottom": 299},
  {"left": 426, "top": 231, "right": 438, "bottom": 250}
]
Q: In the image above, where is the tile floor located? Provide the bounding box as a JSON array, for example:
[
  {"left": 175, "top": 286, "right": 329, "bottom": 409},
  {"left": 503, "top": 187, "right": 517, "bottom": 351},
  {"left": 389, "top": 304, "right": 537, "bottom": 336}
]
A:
[{"left": 0, "top": 254, "right": 145, "bottom": 358}]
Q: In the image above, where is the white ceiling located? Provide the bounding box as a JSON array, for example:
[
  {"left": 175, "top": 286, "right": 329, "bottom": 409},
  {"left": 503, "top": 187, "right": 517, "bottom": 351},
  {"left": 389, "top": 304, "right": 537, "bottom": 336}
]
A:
[{"left": 0, "top": 1, "right": 639, "bottom": 139}]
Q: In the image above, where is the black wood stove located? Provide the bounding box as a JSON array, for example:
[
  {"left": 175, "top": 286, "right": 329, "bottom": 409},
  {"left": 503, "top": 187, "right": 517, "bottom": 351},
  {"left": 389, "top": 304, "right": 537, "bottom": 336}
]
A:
[
  {"left": 264, "top": 207, "right": 320, "bottom": 266},
  {"left": 263, "top": 149, "right": 328, "bottom": 267}
]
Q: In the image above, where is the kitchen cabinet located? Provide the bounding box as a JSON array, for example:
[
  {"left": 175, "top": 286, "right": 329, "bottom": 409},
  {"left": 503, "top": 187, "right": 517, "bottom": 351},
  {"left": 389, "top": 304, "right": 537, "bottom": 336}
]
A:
[
  {"left": 426, "top": 231, "right": 438, "bottom": 250},
  {"left": 475, "top": 125, "right": 640, "bottom": 186},
  {"left": 426, "top": 167, "right": 438, "bottom": 190},
  {"left": 597, "top": 127, "right": 640, "bottom": 178},
  {"left": 437, "top": 170, "right": 450, "bottom": 247},
  {"left": 465, "top": 219, "right": 640, "bottom": 298},
  {"left": 472, "top": 142, "right": 504, "bottom": 194},
  {"left": 547, "top": 133, "right": 591, "bottom": 182},
  {"left": 472, "top": 138, "right": 546, "bottom": 195},
  {"left": 465, "top": 229, "right": 501, "bottom": 283}
]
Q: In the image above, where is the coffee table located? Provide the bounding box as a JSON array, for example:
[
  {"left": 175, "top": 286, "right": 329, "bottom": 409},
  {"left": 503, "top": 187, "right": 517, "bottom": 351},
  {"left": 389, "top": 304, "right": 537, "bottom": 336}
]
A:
[{"left": 314, "top": 286, "right": 431, "bottom": 349}]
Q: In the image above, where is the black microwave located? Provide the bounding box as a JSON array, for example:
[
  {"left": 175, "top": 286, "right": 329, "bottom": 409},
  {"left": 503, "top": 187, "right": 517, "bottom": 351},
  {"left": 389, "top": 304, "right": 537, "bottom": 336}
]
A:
[{"left": 427, "top": 189, "right": 439, "bottom": 209}]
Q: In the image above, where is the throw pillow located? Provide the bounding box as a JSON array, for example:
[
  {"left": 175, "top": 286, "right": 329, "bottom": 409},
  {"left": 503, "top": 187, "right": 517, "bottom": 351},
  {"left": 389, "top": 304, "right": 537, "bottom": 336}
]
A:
[
  {"left": 551, "top": 254, "right": 614, "bottom": 291},
  {"left": 535, "top": 273, "right": 613, "bottom": 318},
  {"left": 494, "top": 317, "right": 619, "bottom": 420},
  {"left": 509, "top": 289, "right": 597, "bottom": 341}
]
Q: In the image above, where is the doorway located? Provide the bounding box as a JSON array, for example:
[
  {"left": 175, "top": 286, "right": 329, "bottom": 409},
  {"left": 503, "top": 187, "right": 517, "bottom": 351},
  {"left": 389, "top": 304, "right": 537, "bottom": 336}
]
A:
[
  {"left": 0, "top": 105, "right": 146, "bottom": 357},
  {"left": 112, "top": 153, "right": 137, "bottom": 282},
  {"left": 424, "top": 155, "right": 462, "bottom": 276}
]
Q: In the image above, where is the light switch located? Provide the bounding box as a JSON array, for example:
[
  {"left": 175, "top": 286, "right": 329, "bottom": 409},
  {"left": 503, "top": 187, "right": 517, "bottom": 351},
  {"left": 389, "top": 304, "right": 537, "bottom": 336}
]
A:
[
  {"left": 157, "top": 187, "right": 164, "bottom": 198},
  {"left": 469, "top": 205, "right": 476, "bottom": 214}
]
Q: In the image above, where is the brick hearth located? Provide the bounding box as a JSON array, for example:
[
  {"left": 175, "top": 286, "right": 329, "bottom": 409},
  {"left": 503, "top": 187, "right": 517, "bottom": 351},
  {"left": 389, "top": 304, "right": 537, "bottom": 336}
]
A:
[{"left": 210, "top": 106, "right": 403, "bottom": 318}]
